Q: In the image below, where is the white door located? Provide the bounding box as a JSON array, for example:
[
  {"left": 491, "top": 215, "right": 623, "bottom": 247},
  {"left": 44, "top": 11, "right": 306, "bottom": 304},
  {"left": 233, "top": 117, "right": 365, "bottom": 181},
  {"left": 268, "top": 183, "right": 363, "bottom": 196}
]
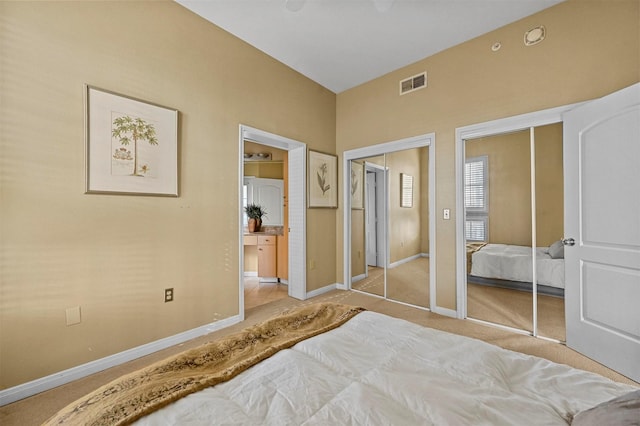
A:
[
  {"left": 366, "top": 171, "right": 378, "bottom": 266},
  {"left": 287, "top": 146, "right": 306, "bottom": 300},
  {"left": 247, "top": 178, "right": 284, "bottom": 226},
  {"left": 563, "top": 83, "right": 640, "bottom": 382}
]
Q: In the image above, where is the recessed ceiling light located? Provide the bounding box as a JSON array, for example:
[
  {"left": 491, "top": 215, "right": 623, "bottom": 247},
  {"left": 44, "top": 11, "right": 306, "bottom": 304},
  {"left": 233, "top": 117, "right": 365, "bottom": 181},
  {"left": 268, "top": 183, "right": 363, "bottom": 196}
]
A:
[
  {"left": 491, "top": 42, "right": 502, "bottom": 52},
  {"left": 524, "top": 26, "right": 546, "bottom": 46}
]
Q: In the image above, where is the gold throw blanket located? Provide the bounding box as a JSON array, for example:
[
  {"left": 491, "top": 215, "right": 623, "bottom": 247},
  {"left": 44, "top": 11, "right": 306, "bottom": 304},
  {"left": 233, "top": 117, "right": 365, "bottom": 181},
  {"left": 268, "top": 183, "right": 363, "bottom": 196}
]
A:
[{"left": 43, "top": 303, "right": 365, "bottom": 426}]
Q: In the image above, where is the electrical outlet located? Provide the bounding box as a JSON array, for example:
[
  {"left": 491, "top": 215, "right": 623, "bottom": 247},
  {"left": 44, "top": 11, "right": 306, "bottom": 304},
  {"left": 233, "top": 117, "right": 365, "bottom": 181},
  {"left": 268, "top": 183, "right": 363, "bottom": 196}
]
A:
[
  {"left": 164, "top": 288, "right": 174, "bottom": 303},
  {"left": 310, "top": 260, "right": 316, "bottom": 270},
  {"left": 443, "top": 208, "right": 451, "bottom": 220}
]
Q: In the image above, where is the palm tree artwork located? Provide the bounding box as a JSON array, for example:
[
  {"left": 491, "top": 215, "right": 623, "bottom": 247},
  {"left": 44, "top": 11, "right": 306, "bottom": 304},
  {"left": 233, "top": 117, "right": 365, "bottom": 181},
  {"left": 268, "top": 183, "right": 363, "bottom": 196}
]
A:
[{"left": 111, "top": 114, "right": 158, "bottom": 177}]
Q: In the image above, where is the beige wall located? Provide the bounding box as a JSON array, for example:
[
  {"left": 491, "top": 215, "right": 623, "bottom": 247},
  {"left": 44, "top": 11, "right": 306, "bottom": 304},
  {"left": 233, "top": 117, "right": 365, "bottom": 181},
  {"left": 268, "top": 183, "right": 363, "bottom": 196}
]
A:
[
  {"left": 466, "top": 130, "right": 533, "bottom": 246},
  {"left": 465, "top": 123, "right": 564, "bottom": 247},
  {"left": 535, "top": 123, "right": 564, "bottom": 246},
  {"left": 387, "top": 148, "right": 423, "bottom": 263},
  {"left": 465, "top": 123, "right": 563, "bottom": 247},
  {"left": 336, "top": 0, "right": 639, "bottom": 310},
  {"left": 0, "top": 1, "right": 336, "bottom": 389},
  {"left": 420, "top": 147, "right": 430, "bottom": 254}
]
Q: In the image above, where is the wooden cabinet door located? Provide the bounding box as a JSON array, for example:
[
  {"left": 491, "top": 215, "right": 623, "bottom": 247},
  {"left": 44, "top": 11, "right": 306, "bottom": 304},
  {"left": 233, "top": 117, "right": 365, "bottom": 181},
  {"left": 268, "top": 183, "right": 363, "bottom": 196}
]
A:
[{"left": 258, "top": 244, "right": 276, "bottom": 277}]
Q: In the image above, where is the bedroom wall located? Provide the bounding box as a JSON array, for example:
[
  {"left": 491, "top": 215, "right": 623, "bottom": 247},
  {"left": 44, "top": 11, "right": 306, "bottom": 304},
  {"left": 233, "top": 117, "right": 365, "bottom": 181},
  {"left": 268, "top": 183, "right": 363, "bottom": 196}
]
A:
[
  {"left": 420, "top": 147, "right": 430, "bottom": 254},
  {"left": 387, "top": 148, "right": 423, "bottom": 263},
  {"left": 335, "top": 0, "right": 639, "bottom": 310},
  {"left": 466, "top": 130, "right": 533, "bottom": 247},
  {"left": 0, "top": 1, "right": 336, "bottom": 389},
  {"left": 464, "top": 123, "right": 563, "bottom": 248},
  {"left": 534, "top": 123, "right": 564, "bottom": 247}
]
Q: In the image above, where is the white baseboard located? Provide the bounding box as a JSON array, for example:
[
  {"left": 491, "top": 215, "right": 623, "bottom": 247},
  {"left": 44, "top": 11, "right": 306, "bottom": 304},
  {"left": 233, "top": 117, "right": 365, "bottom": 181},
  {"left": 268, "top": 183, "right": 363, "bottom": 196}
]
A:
[
  {"left": 336, "top": 283, "right": 348, "bottom": 290},
  {"left": 0, "top": 314, "right": 241, "bottom": 406},
  {"left": 421, "top": 252, "right": 429, "bottom": 258},
  {"left": 351, "top": 273, "right": 366, "bottom": 283},
  {"left": 244, "top": 271, "right": 258, "bottom": 277},
  {"left": 306, "top": 283, "right": 337, "bottom": 299},
  {"left": 389, "top": 253, "right": 423, "bottom": 269},
  {"left": 432, "top": 306, "right": 457, "bottom": 318}
]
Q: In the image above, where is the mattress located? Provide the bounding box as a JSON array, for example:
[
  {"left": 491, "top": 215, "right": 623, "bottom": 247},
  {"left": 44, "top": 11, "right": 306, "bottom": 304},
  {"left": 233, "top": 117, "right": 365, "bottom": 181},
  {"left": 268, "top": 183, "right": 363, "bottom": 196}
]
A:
[
  {"left": 135, "top": 311, "right": 634, "bottom": 425},
  {"left": 471, "top": 243, "right": 565, "bottom": 289}
]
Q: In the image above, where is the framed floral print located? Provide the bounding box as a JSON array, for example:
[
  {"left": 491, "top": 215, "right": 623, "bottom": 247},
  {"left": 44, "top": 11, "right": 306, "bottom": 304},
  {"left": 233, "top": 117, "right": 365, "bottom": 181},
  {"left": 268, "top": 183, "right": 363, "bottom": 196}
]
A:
[{"left": 308, "top": 150, "right": 337, "bottom": 208}]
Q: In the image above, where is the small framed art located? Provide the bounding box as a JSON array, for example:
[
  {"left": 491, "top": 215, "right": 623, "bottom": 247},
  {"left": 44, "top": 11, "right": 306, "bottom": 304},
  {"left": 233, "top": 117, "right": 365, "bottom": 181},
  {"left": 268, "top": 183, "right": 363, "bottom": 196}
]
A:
[
  {"left": 85, "top": 85, "right": 178, "bottom": 196},
  {"left": 308, "top": 150, "right": 338, "bottom": 208}
]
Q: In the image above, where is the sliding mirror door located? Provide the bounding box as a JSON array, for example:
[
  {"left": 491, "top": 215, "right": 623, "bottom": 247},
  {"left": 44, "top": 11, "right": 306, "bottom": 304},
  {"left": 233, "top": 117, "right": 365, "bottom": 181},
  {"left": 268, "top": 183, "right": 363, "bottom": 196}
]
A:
[
  {"left": 347, "top": 139, "right": 432, "bottom": 311},
  {"left": 465, "top": 130, "right": 534, "bottom": 332},
  {"left": 351, "top": 155, "right": 386, "bottom": 297},
  {"left": 464, "top": 123, "right": 566, "bottom": 340},
  {"left": 386, "top": 147, "right": 430, "bottom": 308},
  {"left": 533, "top": 123, "right": 565, "bottom": 341}
]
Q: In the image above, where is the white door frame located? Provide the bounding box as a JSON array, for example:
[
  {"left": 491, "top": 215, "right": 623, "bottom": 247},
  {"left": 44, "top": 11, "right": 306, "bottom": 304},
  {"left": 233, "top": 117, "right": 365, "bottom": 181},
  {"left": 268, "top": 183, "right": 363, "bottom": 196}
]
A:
[
  {"left": 365, "top": 162, "right": 387, "bottom": 269},
  {"left": 342, "top": 133, "right": 437, "bottom": 312},
  {"left": 454, "top": 103, "right": 584, "bottom": 320},
  {"left": 239, "top": 125, "right": 307, "bottom": 320}
]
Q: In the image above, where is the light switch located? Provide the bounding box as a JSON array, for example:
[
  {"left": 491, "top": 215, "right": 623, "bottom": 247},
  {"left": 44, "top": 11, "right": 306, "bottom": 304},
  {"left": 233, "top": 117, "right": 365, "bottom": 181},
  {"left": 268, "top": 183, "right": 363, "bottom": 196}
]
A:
[{"left": 443, "top": 209, "right": 451, "bottom": 220}]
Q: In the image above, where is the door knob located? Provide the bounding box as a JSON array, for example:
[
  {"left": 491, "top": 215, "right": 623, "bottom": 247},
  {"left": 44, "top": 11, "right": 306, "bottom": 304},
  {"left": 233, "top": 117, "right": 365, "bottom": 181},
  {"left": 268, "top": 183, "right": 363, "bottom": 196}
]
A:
[{"left": 562, "top": 238, "right": 575, "bottom": 246}]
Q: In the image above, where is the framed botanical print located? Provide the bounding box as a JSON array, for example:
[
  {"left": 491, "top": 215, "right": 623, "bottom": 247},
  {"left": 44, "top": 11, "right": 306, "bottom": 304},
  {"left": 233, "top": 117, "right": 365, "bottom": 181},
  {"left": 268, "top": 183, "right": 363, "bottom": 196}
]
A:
[
  {"left": 85, "top": 85, "right": 179, "bottom": 196},
  {"left": 350, "top": 161, "right": 364, "bottom": 209},
  {"left": 308, "top": 150, "right": 337, "bottom": 208}
]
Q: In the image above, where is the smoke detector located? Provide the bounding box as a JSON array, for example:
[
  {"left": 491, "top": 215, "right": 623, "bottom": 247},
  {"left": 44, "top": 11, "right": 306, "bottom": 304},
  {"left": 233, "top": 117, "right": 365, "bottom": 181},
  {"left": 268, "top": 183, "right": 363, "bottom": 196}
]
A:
[{"left": 524, "top": 26, "right": 546, "bottom": 46}]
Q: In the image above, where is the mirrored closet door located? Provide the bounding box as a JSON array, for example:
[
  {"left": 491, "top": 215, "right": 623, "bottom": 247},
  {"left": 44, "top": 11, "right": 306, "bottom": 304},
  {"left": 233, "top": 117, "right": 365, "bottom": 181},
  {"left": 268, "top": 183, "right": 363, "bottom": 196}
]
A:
[
  {"left": 385, "top": 147, "right": 429, "bottom": 308},
  {"left": 533, "top": 123, "right": 565, "bottom": 342},
  {"left": 464, "top": 123, "right": 565, "bottom": 340},
  {"left": 348, "top": 143, "right": 431, "bottom": 310},
  {"left": 350, "top": 155, "right": 386, "bottom": 298}
]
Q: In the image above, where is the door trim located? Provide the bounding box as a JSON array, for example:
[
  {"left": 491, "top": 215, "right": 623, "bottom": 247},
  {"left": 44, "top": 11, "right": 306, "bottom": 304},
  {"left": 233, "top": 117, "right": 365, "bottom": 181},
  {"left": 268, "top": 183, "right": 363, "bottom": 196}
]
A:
[
  {"left": 454, "top": 103, "right": 584, "bottom": 319},
  {"left": 342, "top": 133, "right": 436, "bottom": 311},
  {"left": 365, "top": 162, "right": 387, "bottom": 269},
  {"left": 239, "top": 125, "right": 307, "bottom": 320}
]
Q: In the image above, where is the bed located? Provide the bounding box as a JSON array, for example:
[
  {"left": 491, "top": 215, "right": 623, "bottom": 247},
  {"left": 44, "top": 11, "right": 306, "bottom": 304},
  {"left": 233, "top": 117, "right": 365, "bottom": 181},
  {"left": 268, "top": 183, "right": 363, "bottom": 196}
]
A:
[
  {"left": 469, "top": 242, "right": 565, "bottom": 295},
  {"left": 44, "top": 303, "right": 638, "bottom": 425}
]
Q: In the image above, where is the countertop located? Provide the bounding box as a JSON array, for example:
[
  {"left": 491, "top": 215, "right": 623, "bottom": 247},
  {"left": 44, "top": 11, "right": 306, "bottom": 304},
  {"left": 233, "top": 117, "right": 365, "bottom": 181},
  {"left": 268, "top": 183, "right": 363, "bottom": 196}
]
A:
[{"left": 243, "top": 226, "right": 284, "bottom": 236}]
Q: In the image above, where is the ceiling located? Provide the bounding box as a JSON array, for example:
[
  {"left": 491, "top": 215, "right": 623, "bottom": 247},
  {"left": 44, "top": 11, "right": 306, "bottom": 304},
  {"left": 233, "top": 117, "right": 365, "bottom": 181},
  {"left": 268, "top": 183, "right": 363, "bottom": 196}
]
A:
[{"left": 176, "top": 0, "right": 564, "bottom": 94}]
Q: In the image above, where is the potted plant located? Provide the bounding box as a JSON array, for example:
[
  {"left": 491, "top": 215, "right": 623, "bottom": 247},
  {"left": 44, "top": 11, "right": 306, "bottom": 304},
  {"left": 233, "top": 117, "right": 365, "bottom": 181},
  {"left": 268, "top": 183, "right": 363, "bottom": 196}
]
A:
[{"left": 244, "top": 203, "right": 267, "bottom": 232}]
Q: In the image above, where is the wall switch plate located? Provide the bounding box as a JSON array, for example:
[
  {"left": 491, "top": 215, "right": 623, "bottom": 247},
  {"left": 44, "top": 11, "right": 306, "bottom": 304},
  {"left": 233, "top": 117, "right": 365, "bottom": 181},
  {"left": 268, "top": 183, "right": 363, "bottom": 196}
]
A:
[
  {"left": 164, "top": 288, "right": 174, "bottom": 303},
  {"left": 443, "top": 208, "right": 451, "bottom": 220},
  {"left": 65, "top": 306, "right": 81, "bottom": 326}
]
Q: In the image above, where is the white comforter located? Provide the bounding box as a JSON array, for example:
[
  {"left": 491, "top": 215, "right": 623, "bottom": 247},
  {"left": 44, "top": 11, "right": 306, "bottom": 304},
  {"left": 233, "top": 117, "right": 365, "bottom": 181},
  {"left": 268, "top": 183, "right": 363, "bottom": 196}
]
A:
[
  {"left": 471, "top": 243, "right": 565, "bottom": 289},
  {"left": 135, "top": 312, "right": 635, "bottom": 425}
]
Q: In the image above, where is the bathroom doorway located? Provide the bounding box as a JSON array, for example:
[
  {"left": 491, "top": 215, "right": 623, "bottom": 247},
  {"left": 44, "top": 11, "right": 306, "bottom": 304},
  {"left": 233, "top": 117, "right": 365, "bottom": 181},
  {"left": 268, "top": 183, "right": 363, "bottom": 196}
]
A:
[{"left": 239, "top": 125, "right": 307, "bottom": 320}]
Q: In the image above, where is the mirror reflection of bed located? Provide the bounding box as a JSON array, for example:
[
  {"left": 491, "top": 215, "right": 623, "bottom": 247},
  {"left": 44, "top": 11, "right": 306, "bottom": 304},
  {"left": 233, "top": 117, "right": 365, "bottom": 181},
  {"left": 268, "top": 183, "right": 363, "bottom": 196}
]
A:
[{"left": 464, "top": 124, "right": 565, "bottom": 341}]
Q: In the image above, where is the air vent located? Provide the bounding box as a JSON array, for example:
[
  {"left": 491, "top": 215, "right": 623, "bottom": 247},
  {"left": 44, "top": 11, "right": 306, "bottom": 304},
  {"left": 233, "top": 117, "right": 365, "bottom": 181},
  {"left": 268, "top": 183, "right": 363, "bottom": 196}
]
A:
[{"left": 399, "top": 72, "right": 427, "bottom": 95}]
